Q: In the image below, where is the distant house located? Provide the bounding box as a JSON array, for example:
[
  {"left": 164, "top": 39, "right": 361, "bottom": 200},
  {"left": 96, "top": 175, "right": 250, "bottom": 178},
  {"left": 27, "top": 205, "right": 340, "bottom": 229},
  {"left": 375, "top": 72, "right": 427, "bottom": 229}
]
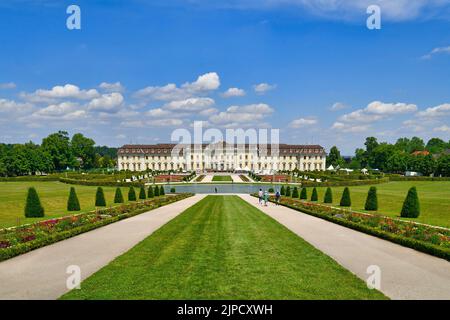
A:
[{"left": 411, "top": 150, "right": 430, "bottom": 156}]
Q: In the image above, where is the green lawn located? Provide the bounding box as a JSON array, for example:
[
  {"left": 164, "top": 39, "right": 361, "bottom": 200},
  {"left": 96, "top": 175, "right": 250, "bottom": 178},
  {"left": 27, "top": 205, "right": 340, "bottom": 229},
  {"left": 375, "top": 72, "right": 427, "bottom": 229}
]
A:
[
  {"left": 302, "top": 181, "right": 450, "bottom": 228},
  {"left": 212, "top": 175, "right": 233, "bottom": 182},
  {"left": 0, "top": 182, "right": 133, "bottom": 228},
  {"left": 61, "top": 195, "right": 386, "bottom": 300}
]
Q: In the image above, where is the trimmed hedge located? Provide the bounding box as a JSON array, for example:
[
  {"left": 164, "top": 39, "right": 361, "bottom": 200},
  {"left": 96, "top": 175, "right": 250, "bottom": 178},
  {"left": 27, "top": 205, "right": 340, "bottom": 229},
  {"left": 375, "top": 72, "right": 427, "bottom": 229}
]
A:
[
  {"left": 114, "top": 188, "right": 124, "bottom": 204},
  {"left": 257, "top": 195, "right": 450, "bottom": 261},
  {"left": 365, "top": 186, "right": 378, "bottom": 211},
  {"left": 300, "top": 177, "right": 390, "bottom": 188},
  {"left": 59, "top": 178, "right": 143, "bottom": 188},
  {"left": 0, "top": 194, "right": 194, "bottom": 262},
  {"left": 160, "top": 185, "right": 165, "bottom": 196},
  {"left": 285, "top": 186, "right": 291, "bottom": 197},
  {"left": 292, "top": 187, "right": 299, "bottom": 198},
  {"left": 154, "top": 185, "right": 160, "bottom": 197},
  {"left": 24, "top": 187, "right": 45, "bottom": 218},
  {"left": 300, "top": 187, "right": 307, "bottom": 200},
  {"left": 147, "top": 186, "right": 154, "bottom": 198},
  {"left": 139, "top": 186, "right": 147, "bottom": 200},
  {"left": 280, "top": 185, "right": 285, "bottom": 196},
  {"left": 340, "top": 187, "right": 351, "bottom": 207},
  {"left": 95, "top": 187, "right": 106, "bottom": 207},
  {"left": 324, "top": 187, "right": 333, "bottom": 203},
  {"left": 128, "top": 187, "right": 137, "bottom": 201},
  {"left": 311, "top": 187, "right": 318, "bottom": 202},
  {"left": 389, "top": 176, "right": 450, "bottom": 181},
  {"left": 67, "top": 187, "right": 81, "bottom": 211},
  {"left": 401, "top": 187, "right": 420, "bottom": 218}
]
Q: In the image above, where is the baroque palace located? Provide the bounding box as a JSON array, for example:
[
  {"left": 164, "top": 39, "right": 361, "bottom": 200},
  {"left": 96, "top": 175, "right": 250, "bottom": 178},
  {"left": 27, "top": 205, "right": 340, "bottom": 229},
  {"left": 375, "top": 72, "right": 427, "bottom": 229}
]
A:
[{"left": 118, "top": 143, "right": 327, "bottom": 173}]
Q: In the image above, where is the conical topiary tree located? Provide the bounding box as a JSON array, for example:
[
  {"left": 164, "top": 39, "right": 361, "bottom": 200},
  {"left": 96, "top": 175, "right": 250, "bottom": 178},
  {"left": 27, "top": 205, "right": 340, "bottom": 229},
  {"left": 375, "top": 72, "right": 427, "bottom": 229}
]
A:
[
  {"left": 114, "top": 187, "right": 124, "bottom": 203},
  {"left": 154, "top": 185, "right": 160, "bottom": 197},
  {"left": 128, "top": 186, "right": 137, "bottom": 201},
  {"left": 280, "top": 185, "right": 285, "bottom": 196},
  {"left": 324, "top": 187, "right": 333, "bottom": 203},
  {"left": 139, "top": 186, "right": 146, "bottom": 200},
  {"left": 25, "top": 187, "right": 45, "bottom": 217},
  {"left": 365, "top": 186, "right": 378, "bottom": 211},
  {"left": 340, "top": 187, "right": 351, "bottom": 207},
  {"left": 285, "top": 186, "right": 291, "bottom": 197},
  {"left": 147, "top": 186, "right": 154, "bottom": 198},
  {"left": 160, "top": 185, "right": 165, "bottom": 196},
  {"left": 292, "top": 187, "right": 299, "bottom": 198},
  {"left": 95, "top": 187, "right": 106, "bottom": 207},
  {"left": 300, "top": 187, "right": 307, "bottom": 200},
  {"left": 67, "top": 187, "right": 81, "bottom": 211},
  {"left": 311, "top": 187, "right": 318, "bottom": 201},
  {"left": 401, "top": 187, "right": 420, "bottom": 218}
]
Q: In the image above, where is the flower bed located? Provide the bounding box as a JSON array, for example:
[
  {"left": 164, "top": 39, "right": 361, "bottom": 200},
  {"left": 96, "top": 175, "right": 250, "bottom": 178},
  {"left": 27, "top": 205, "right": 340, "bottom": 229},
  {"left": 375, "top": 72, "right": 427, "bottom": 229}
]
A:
[
  {"left": 239, "top": 175, "right": 250, "bottom": 182},
  {"left": 259, "top": 195, "right": 450, "bottom": 261},
  {"left": 0, "top": 194, "right": 193, "bottom": 261}
]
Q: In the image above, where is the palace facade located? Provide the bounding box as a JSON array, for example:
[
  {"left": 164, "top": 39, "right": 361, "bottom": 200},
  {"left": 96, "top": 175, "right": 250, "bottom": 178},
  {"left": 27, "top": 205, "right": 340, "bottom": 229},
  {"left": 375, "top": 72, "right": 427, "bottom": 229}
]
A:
[{"left": 118, "top": 143, "right": 327, "bottom": 173}]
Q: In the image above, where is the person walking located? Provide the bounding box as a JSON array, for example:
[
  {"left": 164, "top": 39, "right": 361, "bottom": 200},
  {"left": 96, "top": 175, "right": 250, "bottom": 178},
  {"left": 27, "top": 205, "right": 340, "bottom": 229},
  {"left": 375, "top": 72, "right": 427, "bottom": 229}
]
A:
[
  {"left": 258, "top": 188, "right": 263, "bottom": 205},
  {"left": 275, "top": 189, "right": 281, "bottom": 206},
  {"left": 264, "top": 190, "right": 269, "bottom": 206}
]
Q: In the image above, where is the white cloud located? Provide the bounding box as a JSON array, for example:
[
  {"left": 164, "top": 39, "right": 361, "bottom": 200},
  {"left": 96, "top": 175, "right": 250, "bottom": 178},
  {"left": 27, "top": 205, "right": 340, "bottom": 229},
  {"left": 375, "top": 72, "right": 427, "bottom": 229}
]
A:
[
  {"left": 22, "top": 84, "right": 100, "bottom": 103},
  {"left": 209, "top": 103, "right": 274, "bottom": 126},
  {"left": 365, "top": 101, "right": 417, "bottom": 115},
  {"left": 88, "top": 93, "right": 124, "bottom": 112},
  {"left": 33, "top": 102, "right": 79, "bottom": 117},
  {"left": 421, "top": 46, "right": 450, "bottom": 59},
  {"left": 434, "top": 125, "right": 450, "bottom": 132},
  {"left": 0, "top": 82, "right": 16, "bottom": 89},
  {"left": 417, "top": 103, "right": 450, "bottom": 118},
  {"left": 222, "top": 87, "right": 246, "bottom": 98},
  {"left": 289, "top": 118, "right": 318, "bottom": 128},
  {"left": 226, "top": 103, "right": 274, "bottom": 114},
  {"left": 253, "top": 83, "right": 276, "bottom": 94},
  {"left": 330, "top": 102, "right": 348, "bottom": 111},
  {"left": 331, "top": 122, "right": 370, "bottom": 133},
  {"left": 146, "top": 108, "right": 173, "bottom": 118},
  {"left": 99, "top": 82, "right": 125, "bottom": 93},
  {"left": 164, "top": 97, "right": 215, "bottom": 112},
  {"left": 339, "top": 109, "right": 384, "bottom": 123},
  {"left": 134, "top": 72, "right": 220, "bottom": 101},
  {"left": 0, "top": 99, "right": 33, "bottom": 114}
]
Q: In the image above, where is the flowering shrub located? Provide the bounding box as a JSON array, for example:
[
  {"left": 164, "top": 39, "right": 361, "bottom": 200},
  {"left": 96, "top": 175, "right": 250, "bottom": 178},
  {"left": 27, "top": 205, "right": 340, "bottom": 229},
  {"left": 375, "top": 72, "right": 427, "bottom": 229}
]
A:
[
  {"left": 0, "top": 194, "right": 193, "bottom": 261},
  {"left": 264, "top": 195, "right": 450, "bottom": 260}
]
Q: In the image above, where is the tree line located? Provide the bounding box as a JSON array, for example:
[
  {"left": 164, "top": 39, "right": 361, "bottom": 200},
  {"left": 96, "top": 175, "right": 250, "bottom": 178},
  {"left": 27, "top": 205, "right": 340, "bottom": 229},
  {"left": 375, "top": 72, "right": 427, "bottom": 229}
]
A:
[
  {"left": 327, "top": 136, "right": 450, "bottom": 176},
  {"left": 0, "top": 131, "right": 118, "bottom": 177}
]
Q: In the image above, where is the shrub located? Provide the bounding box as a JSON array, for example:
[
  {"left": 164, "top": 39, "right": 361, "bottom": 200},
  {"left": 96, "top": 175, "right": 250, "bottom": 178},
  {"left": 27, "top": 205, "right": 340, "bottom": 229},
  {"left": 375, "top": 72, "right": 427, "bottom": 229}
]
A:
[
  {"left": 139, "top": 186, "right": 146, "bottom": 200},
  {"left": 311, "top": 187, "right": 318, "bottom": 201},
  {"left": 401, "top": 187, "right": 420, "bottom": 218},
  {"left": 268, "top": 187, "right": 274, "bottom": 193},
  {"left": 160, "top": 185, "right": 165, "bottom": 196},
  {"left": 95, "top": 187, "right": 106, "bottom": 207},
  {"left": 147, "top": 186, "right": 154, "bottom": 198},
  {"left": 300, "top": 187, "right": 307, "bottom": 200},
  {"left": 67, "top": 187, "right": 81, "bottom": 211},
  {"left": 292, "top": 187, "right": 299, "bottom": 198},
  {"left": 364, "top": 186, "right": 378, "bottom": 211},
  {"left": 114, "top": 188, "right": 124, "bottom": 203},
  {"left": 324, "top": 187, "right": 333, "bottom": 203},
  {"left": 170, "top": 187, "right": 176, "bottom": 193},
  {"left": 285, "top": 186, "right": 291, "bottom": 197},
  {"left": 340, "top": 187, "right": 351, "bottom": 207},
  {"left": 280, "top": 185, "right": 285, "bottom": 196},
  {"left": 128, "top": 187, "right": 137, "bottom": 201},
  {"left": 24, "top": 187, "right": 45, "bottom": 217},
  {"left": 154, "top": 185, "right": 160, "bottom": 197}
]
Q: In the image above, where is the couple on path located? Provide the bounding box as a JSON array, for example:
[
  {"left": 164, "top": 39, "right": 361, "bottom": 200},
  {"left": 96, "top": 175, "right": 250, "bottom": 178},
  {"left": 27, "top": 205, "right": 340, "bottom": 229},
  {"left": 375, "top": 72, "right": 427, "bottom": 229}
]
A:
[{"left": 258, "top": 188, "right": 281, "bottom": 206}]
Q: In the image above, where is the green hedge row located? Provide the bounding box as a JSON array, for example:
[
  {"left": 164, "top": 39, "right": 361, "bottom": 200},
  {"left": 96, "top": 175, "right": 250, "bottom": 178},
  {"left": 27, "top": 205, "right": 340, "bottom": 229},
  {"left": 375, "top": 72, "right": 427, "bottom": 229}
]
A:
[
  {"left": 0, "top": 194, "right": 193, "bottom": 262},
  {"left": 389, "top": 176, "right": 450, "bottom": 181},
  {"left": 271, "top": 198, "right": 449, "bottom": 261},
  {"left": 59, "top": 177, "right": 144, "bottom": 187},
  {"left": 300, "top": 177, "right": 390, "bottom": 187},
  {"left": 0, "top": 175, "right": 61, "bottom": 182}
]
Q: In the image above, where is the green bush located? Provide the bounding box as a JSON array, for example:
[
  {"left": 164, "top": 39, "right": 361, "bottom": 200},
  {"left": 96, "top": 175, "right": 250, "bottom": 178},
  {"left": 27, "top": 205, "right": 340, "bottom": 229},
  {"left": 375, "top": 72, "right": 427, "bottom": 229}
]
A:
[
  {"left": 268, "top": 187, "right": 274, "bottom": 193},
  {"left": 401, "top": 187, "right": 420, "bottom": 218},
  {"left": 147, "top": 186, "right": 154, "bottom": 198},
  {"left": 311, "top": 187, "right": 318, "bottom": 201},
  {"left": 340, "top": 187, "right": 351, "bottom": 207},
  {"left": 285, "top": 186, "right": 291, "bottom": 197},
  {"left": 67, "top": 187, "right": 81, "bottom": 211},
  {"left": 280, "top": 185, "right": 285, "bottom": 196},
  {"left": 114, "top": 188, "right": 124, "bottom": 203},
  {"left": 154, "top": 185, "right": 160, "bottom": 197},
  {"left": 128, "top": 186, "right": 137, "bottom": 201},
  {"left": 160, "top": 185, "right": 165, "bottom": 196},
  {"left": 300, "top": 187, "right": 307, "bottom": 200},
  {"left": 365, "top": 186, "right": 378, "bottom": 211},
  {"left": 24, "top": 187, "right": 45, "bottom": 217},
  {"left": 170, "top": 187, "right": 176, "bottom": 193},
  {"left": 95, "top": 187, "right": 106, "bottom": 207},
  {"left": 324, "top": 187, "right": 333, "bottom": 203},
  {"left": 292, "top": 187, "right": 299, "bottom": 198},
  {"left": 139, "top": 186, "right": 146, "bottom": 200}
]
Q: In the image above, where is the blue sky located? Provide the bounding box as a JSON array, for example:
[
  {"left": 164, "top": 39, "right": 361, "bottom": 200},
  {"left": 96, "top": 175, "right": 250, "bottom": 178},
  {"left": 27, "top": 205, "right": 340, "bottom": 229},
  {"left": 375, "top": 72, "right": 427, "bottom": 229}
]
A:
[{"left": 0, "top": 0, "right": 449, "bottom": 154}]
